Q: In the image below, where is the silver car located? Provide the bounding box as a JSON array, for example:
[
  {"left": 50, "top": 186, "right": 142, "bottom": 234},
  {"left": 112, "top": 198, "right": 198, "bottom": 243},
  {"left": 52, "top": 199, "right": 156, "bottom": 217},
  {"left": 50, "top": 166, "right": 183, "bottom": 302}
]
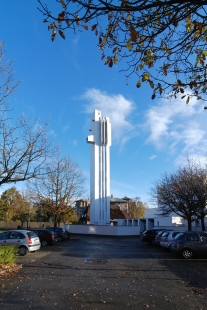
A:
[
  {"left": 0, "top": 230, "right": 41, "bottom": 256},
  {"left": 160, "top": 230, "right": 183, "bottom": 249}
]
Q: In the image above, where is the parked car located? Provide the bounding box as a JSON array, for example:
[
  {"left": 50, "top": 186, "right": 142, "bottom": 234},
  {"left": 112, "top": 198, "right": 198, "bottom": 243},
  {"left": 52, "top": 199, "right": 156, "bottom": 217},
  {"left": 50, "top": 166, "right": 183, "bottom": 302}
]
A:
[
  {"left": 170, "top": 231, "right": 207, "bottom": 259},
  {"left": 0, "top": 230, "right": 41, "bottom": 256},
  {"left": 30, "top": 229, "right": 59, "bottom": 246},
  {"left": 141, "top": 229, "right": 166, "bottom": 244},
  {"left": 153, "top": 229, "right": 171, "bottom": 245},
  {"left": 46, "top": 227, "right": 68, "bottom": 240},
  {"left": 159, "top": 230, "right": 183, "bottom": 249}
]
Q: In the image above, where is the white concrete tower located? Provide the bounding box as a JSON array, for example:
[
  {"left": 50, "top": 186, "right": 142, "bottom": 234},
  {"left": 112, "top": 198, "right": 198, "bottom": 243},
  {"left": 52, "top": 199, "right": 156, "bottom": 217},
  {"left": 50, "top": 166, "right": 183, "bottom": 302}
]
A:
[{"left": 86, "top": 110, "right": 112, "bottom": 225}]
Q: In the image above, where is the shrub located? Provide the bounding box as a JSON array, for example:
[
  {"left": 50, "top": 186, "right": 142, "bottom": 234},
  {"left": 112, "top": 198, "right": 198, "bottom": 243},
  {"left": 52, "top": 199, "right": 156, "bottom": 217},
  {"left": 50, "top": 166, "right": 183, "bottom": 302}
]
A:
[{"left": 0, "top": 245, "right": 18, "bottom": 268}]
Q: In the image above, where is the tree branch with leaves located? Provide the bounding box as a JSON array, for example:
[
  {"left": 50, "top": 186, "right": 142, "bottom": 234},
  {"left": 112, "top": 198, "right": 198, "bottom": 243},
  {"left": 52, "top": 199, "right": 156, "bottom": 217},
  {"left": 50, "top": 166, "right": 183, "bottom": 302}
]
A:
[
  {"left": 28, "top": 150, "right": 86, "bottom": 226},
  {"left": 38, "top": 0, "right": 207, "bottom": 103},
  {"left": 151, "top": 157, "right": 207, "bottom": 231}
]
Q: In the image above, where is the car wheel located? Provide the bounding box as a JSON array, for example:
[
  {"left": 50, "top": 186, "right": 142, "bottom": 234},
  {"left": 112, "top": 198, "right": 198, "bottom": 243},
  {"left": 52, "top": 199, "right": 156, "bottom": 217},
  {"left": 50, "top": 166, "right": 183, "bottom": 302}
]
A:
[
  {"left": 19, "top": 246, "right": 28, "bottom": 256},
  {"left": 41, "top": 240, "right": 48, "bottom": 246},
  {"left": 182, "top": 248, "right": 193, "bottom": 259}
]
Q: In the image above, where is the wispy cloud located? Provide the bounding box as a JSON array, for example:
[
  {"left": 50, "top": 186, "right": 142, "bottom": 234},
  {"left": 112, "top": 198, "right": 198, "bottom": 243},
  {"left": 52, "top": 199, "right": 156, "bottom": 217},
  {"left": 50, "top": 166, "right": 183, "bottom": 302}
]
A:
[
  {"left": 144, "top": 95, "right": 207, "bottom": 163},
  {"left": 149, "top": 155, "right": 157, "bottom": 160},
  {"left": 82, "top": 88, "right": 137, "bottom": 145}
]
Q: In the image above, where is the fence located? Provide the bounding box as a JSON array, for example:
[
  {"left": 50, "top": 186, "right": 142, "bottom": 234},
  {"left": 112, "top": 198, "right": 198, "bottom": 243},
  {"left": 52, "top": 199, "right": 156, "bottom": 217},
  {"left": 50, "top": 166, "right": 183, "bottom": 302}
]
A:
[{"left": 0, "top": 221, "right": 65, "bottom": 230}]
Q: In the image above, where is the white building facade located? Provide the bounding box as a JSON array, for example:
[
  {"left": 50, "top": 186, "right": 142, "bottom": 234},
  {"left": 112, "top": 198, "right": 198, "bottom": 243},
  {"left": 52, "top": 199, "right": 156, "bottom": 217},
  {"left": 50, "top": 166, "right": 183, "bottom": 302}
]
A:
[{"left": 87, "top": 110, "right": 112, "bottom": 225}]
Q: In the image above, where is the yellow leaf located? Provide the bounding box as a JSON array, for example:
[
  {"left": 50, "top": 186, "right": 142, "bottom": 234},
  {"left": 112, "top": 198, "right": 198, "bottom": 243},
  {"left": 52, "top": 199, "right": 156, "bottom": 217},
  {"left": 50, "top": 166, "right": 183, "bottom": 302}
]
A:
[
  {"left": 126, "top": 13, "right": 130, "bottom": 21},
  {"left": 186, "top": 96, "right": 190, "bottom": 104},
  {"left": 114, "top": 54, "right": 118, "bottom": 64},
  {"left": 136, "top": 81, "right": 141, "bottom": 88},
  {"left": 126, "top": 41, "right": 132, "bottom": 51},
  {"left": 142, "top": 73, "right": 151, "bottom": 81}
]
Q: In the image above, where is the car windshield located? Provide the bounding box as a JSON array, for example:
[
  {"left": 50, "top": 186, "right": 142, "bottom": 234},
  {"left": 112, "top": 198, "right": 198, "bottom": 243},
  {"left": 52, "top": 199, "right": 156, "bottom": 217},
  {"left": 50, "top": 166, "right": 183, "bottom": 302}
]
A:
[
  {"left": 157, "top": 230, "right": 165, "bottom": 236},
  {"left": 174, "top": 232, "right": 184, "bottom": 240},
  {"left": 27, "top": 231, "right": 38, "bottom": 238},
  {"left": 162, "top": 231, "right": 169, "bottom": 237}
]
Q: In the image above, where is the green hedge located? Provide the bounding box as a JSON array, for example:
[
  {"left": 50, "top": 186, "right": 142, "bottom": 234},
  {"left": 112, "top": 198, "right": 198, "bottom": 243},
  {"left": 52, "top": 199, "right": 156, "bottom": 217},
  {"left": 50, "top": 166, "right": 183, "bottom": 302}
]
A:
[{"left": 0, "top": 245, "right": 18, "bottom": 267}]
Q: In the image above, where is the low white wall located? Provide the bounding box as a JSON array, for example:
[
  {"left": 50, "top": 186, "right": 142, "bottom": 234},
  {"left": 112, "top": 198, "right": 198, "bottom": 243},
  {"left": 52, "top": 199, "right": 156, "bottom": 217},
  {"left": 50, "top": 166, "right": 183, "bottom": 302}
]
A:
[{"left": 64, "top": 224, "right": 140, "bottom": 236}]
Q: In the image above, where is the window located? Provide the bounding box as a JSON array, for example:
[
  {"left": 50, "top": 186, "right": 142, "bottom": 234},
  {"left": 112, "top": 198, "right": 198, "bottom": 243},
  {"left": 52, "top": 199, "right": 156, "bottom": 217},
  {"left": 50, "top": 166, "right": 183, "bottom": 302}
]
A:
[
  {"left": 0, "top": 232, "right": 9, "bottom": 240},
  {"left": 10, "top": 232, "right": 24, "bottom": 239},
  {"left": 186, "top": 234, "right": 198, "bottom": 241},
  {"left": 200, "top": 233, "right": 207, "bottom": 241}
]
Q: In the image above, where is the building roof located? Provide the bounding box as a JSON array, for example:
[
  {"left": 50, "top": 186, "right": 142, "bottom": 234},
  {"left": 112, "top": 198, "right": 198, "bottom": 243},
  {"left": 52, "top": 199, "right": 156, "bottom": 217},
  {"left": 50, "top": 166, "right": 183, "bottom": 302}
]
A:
[
  {"left": 110, "top": 198, "right": 128, "bottom": 203},
  {"left": 121, "top": 196, "right": 131, "bottom": 201},
  {"left": 110, "top": 206, "right": 131, "bottom": 220},
  {"left": 79, "top": 205, "right": 130, "bottom": 221}
]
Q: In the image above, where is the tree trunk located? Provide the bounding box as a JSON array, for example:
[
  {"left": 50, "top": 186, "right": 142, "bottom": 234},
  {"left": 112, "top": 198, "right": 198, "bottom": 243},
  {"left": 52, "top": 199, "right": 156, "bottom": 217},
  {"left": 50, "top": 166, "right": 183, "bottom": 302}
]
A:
[
  {"left": 187, "top": 219, "right": 192, "bottom": 231},
  {"left": 54, "top": 214, "right": 57, "bottom": 227},
  {"left": 200, "top": 216, "right": 206, "bottom": 231}
]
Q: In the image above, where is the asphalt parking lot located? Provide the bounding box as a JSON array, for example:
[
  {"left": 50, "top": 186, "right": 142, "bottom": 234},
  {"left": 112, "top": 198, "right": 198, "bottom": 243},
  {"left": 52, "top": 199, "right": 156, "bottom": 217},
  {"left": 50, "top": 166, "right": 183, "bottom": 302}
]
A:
[{"left": 0, "top": 235, "right": 207, "bottom": 310}]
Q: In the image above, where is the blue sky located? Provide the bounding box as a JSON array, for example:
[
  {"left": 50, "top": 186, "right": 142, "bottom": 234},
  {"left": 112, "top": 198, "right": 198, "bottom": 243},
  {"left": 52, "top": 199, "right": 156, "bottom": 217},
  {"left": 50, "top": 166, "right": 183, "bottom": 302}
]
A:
[{"left": 1, "top": 1, "right": 207, "bottom": 207}]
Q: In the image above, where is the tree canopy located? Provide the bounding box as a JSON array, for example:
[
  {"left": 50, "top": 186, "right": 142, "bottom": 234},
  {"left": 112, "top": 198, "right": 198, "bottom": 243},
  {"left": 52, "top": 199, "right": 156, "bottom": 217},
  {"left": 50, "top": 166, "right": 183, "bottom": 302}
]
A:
[
  {"left": 38, "top": 0, "right": 207, "bottom": 103},
  {"left": 152, "top": 157, "right": 207, "bottom": 231},
  {"left": 28, "top": 150, "right": 85, "bottom": 226},
  {"left": 128, "top": 196, "right": 148, "bottom": 218}
]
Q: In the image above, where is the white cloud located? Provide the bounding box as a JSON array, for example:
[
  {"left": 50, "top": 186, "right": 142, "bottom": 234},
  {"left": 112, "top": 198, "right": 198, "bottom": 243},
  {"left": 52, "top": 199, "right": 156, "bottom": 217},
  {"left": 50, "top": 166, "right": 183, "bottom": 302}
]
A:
[
  {"left": 82, "top": 88, "right": 137, "bottom": 145},
  {"left": 144, "top": 95, "right": 207, "bottom": 161},
  {"left": 149, "top": 155, "right": 157, "bottom": 160},
  {"left": 49, "top": 129, "right": 57, "bottom": 138}
]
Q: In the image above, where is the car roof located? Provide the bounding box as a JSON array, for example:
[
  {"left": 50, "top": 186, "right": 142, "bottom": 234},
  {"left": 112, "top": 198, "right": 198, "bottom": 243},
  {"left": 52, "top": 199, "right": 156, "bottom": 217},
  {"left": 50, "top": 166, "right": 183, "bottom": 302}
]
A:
[{"left": 3, "top": 230, "right": 30, "bottom": 233}]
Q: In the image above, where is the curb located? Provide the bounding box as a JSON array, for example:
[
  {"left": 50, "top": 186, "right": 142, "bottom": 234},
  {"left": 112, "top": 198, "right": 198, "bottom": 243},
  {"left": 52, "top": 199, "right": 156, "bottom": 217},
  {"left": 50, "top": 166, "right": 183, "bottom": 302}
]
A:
[{"left": 0, "top": 264, "right": 22, "bottom": 276}]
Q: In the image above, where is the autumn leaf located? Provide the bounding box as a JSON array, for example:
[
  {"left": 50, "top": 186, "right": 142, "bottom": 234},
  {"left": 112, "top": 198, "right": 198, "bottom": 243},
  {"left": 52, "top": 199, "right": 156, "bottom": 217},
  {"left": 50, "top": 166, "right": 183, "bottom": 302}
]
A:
[
  {"left": 82, "top": 24, "right": 88, "bottom": 30},
  {"left": 142, "top": 73, "right": 151, "bottom": 81},
  {"left": 149, "top": 80, "right": 154, "bottom": 88},
  {"left": 126, "top": 40, "right": 132, "bottom": 51},
  {"left": 151, "top": 93, "right": 156, "bottom": 99},
  {"left": 60, "top": 0, "right": 66, "bottom": 8},
  {"left": 114, "top": 54, "right": 118, "bottom": 64},
  {"left": 59, "top": 30, "right": 65, "bottom": 39},
  {"left": 186, "top": 96, "right": 190, "bottom": 104},
  {"left": 136, "top": 81, "right": 141, "bottom": 88},
  {"left": 52, "top": 29, "right": 56, "bottom": 42},
  {"left": 130, "top": 25, "right": 137, "bottom": 42},
  {"left": 91, "top": 24, "right": 97, "bottom": 31},
  {"left": 105, "top": 57, "right": 113, "bottom": 67},
  {"left": 108, "top": 13, "right": 113, "bottom": 20},
  {"left": 58, "top": 12, "right": 65, "bottom": 23},
  {"left": 126, "top": 13, "right": 130, "bottom": 21},
  {"left": 75, "top": 15, "right": 80, "bottom": 25}
]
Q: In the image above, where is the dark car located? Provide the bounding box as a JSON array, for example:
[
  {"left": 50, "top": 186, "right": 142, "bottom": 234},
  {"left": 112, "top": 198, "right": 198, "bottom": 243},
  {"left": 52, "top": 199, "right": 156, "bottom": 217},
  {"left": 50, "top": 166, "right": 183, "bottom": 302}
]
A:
[
  {"left": 30, "top": 229, "right": 58, "bottom": 246},
  {"left": 141, "top": 229, "right": 166, "bottom": 244},
  {"left": 46, "top": 227, "right": 68, "bottom": 240},
  {"left": 170, "top": 231, "right": 207, "bottom": 259}
]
